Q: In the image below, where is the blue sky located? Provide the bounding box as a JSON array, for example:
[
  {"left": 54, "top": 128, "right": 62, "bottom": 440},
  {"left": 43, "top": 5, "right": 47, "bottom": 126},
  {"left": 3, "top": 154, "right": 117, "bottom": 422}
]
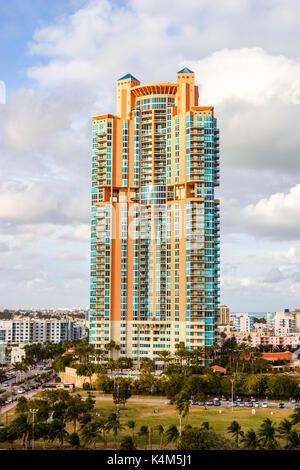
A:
[
  {"left": 0, "top": 0, "right": 300, "bottom": 311},
  {"left": 0, "top": 1, "right": 79, "bottom": 92}
]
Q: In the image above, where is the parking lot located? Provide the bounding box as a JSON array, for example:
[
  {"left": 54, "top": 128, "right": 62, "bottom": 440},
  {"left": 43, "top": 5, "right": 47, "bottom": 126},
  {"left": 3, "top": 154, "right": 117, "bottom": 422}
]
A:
[{"left": 186, "top": 398, "right": 300, "bottom": 410}]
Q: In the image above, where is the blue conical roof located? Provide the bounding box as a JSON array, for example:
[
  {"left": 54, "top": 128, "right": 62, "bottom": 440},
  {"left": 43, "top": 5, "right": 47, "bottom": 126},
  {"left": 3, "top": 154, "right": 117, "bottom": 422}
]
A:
[
  {"left": 118, "top": 73, "right": 139, "bottom": 81},
  {"left": 178, "top": 67, "right": 194, "bottom": 74}
]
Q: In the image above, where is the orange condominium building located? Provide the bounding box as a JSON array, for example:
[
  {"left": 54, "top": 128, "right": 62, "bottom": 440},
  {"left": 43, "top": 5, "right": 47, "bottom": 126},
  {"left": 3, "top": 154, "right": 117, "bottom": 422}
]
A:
[{"left": 89, "top": 69, "right": 220, "bottom": 366}]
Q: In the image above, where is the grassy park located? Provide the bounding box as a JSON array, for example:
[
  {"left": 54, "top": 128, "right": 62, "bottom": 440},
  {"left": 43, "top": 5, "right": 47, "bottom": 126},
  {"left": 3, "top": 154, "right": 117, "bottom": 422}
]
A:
[{"left": 1, "top": 395, "right": 296, "bottom": 450}]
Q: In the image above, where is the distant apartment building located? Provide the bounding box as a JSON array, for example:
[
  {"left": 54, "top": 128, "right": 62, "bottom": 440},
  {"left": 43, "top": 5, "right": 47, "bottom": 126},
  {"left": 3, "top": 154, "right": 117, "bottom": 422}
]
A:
[
  {"left": 232, "top": 313, "right": 255, "bottom": 332},
  {"left": 251, "top": 334, "right": 300, "bottom": 349},
  {"left": 217, "top": 304, "right": 230, "bottom": 325},
  {"left": 0, "top": 318, "right": 86, "bottom": 345},
  {"left": 267, "top": 309, "right": 299, "bottom": 336},
  {"left": 274, "top": 312, "right": 296, "bottom": 335}
]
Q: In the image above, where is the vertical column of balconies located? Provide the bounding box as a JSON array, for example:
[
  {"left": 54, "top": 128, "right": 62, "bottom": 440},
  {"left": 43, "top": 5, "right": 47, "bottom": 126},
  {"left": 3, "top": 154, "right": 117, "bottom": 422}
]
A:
[
  {"left": 186, "top": 201, "right": 205, "bottom": 324},
  {"left": 203, "top": 115, "right": 217, "bottom": 346},
  {"left": 189, "top": 121, "right": 204, "bottom": 181},
  {"left": 90, "top": 206, "right": 106, "bottom": 347},
  {"left": 140, "top": 109, "right": 153, "bottom": 185},
  {"left": 139, "top": 203, "right": 153, "bottom": 321},
  {"left": 93, "top": 132, "right": 107, "bottom": 192},
  {"left": 153, "top": 109, "right": 166, "bottom": 185}
]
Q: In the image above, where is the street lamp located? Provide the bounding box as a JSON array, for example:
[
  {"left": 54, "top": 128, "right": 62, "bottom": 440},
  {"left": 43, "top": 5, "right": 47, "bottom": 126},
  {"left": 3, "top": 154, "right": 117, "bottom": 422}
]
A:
[{"left": 29, "top": 409, "right": 38, "bottom": 450}]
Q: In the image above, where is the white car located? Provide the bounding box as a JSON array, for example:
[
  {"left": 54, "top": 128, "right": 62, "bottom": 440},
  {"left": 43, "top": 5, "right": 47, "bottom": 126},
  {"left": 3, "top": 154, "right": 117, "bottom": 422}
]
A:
[{"left": 262, "top": 402, "right": 268, "bottom": 408}]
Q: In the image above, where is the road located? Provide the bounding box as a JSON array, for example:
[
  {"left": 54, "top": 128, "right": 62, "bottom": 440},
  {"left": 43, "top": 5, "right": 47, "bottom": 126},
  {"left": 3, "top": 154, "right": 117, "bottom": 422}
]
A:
[{"left": 0, "top": 388, "right": 43, "bottom": 417}]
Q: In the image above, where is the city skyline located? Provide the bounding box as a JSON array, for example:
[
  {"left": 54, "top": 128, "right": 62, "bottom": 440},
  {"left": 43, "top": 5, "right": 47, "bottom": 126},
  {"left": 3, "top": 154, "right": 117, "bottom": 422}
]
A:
[{"left": 0, "top": 1, "right": 300, "bottom": 310}]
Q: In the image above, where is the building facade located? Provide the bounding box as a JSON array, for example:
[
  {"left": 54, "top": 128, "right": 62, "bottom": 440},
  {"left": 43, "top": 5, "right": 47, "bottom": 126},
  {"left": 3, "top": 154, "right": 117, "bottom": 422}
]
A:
[
  {"left": 232, "top": 313, "right": 255, "bottom": 332},
  {"left": 267, "top": 310, "right": 297, "bottom": 336},
  {"left": 89, "top": 69, "right": 220, "bottom": 364},
  {"left": 217, "top": 304, "right": 230, "bottom": 325},
  {"left": 0, "top": 318, "right": 85, "bottom": 345}
]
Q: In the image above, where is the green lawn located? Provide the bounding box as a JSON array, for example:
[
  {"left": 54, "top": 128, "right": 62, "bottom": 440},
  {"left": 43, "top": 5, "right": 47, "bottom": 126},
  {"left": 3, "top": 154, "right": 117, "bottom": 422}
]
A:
[
  {"left": 0, "top": 399, "right": 297, "bottom": 450},
  {"left": 91, "top": 400, "right": 295, "bottom": 448}
]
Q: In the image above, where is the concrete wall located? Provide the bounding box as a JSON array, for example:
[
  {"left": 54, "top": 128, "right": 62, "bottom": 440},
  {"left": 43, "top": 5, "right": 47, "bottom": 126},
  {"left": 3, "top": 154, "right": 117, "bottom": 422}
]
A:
[{"left": 59, "top": 366, "right": 98, "bottom": 388}]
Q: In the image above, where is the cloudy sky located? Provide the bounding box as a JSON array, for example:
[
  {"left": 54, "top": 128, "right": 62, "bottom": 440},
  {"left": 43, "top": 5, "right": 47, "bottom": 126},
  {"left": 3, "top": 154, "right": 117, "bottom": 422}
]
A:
[{"left": 0, "top": 0, "right": 300, "bottom": 311}]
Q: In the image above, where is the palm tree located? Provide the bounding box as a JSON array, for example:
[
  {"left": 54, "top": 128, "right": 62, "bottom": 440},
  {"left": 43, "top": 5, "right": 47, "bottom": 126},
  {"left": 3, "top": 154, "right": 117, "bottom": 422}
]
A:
[
  {"left": 105, "top": 339, "right": 117, "bottom": 359},
  {"left": 277, "top": 418, "right": 293, "bottom": 448},
  {"left": 157, "top": 350, "right": 172, "bottom": 371},
  {"left": 35, "top": 422, "right": 50, "bottom": 450},
  {"left": 175, "top": 390, "right": 190, "bottom": 436},
  {"left": 12, "top": 362, "right": 28, "bottom": 383},
  {"left": 140, "top": 358, "right": 155, "bottom": 373},
  {"left": 139, "top": 425, "right": 148, "bottom": 449},
  {"left": 156, "top": 424, "right": 165, "bottom": 449},
  {"left": 174, "top": 343, "right": 188, "bottom": 366},
  {"left": 127, "top": 420, "right": 136, "bottom": 441},
  {"left": 227, "top": 420, "right": 244, "bottom": 446},
  {"left": 80, "top": 421, "right": 100, "bottom": 449},
  {"left": 191, "top": 347, "right": 205, "bottom": 366},
  {"left": 94, "top": 348, "right": 105, "bottom": 363},
  {"left": 284, "top": 430, "right": 300, "bottom": 450},
  {"left": 9, "top": 413, "right": 31, "bottom": 450},
  {"left": 290, "top": 407, "right": 300, "bottom": 426},
  {"left": 0, "top": 368, "right": 6, "bottom": 383},
  {"left": 258, "top": 418, "right": 280, "bottom": 450},
  {"left": 241, "top": 429, "right": 259, "bottom": 450},
  {"left": 105, "top": 412, "right": 122, "bottom": 447},
  {"left": 65, "top": 405, "right": 82, "bottom": 432},
  {"left": 165, "top": 424, "right": 179, "bottom": 447},
  {"left": 48, "top": 418, "right": 68, "bottom": 449},
  {"left": 74, "top": 341, "right": 91, "bottom": 364}
]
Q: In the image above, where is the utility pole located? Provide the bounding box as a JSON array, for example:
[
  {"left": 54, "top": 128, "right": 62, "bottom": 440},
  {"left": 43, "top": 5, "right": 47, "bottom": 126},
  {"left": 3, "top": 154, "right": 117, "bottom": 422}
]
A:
[{"left": 29, "top": 409, "right": 38, "bottom": 450}]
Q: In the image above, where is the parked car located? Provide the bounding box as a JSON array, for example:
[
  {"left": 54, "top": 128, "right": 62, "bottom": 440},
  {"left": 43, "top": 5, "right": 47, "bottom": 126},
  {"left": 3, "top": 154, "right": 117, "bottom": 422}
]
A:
[
  {"left": 214, "top": 401, "right": 221, "bottom": 406},
  {"left": 206, "top": 400, "right": 214, "bottom": 406},
  {"left": 254, "top": 402, "right": 260, "bottom": 408},
  {"left": 279, "top": 403, "right": 285, "bottom": 409},
  {"left": 238, "top": 402, "right": 245, "bottom": 407},
  {"left": 232, "top": 401, "right": 238, "bottom": 407},
  {"left": 165, "top": 400, "right": 173, "bottom": 405},
  {"left": 197, "top": 401, "right": 205, "bottom": 406},
  {"left": 262, "top": 402, "right": 268, "bottom": 408},
  {"left": 245, "top": 402, "right": 253, "bottom": 407}
]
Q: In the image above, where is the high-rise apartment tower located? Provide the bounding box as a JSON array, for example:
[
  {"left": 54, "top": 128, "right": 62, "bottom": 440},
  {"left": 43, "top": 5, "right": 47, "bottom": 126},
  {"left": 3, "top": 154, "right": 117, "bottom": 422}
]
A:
[{"left": 89, "top": 69, "right": 220, "bottom": 366}]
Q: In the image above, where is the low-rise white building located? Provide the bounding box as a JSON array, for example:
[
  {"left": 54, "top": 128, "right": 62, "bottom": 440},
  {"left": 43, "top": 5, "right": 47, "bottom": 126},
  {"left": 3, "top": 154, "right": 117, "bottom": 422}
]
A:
[{"left": 11, "top": 346, "right": 26, "bottom": 364}]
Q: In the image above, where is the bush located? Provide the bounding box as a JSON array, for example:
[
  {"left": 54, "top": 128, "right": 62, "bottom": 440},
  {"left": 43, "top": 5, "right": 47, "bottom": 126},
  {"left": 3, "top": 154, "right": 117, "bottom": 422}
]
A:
[
  {"left": 55, "top": 376, "right": 62, "bottom": 383},
  {"left": 119, "top": 436, "right": 136, "bottom": 450},
  {"left": 178, "top": 427, "right": 236, "bottom": 450}
]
